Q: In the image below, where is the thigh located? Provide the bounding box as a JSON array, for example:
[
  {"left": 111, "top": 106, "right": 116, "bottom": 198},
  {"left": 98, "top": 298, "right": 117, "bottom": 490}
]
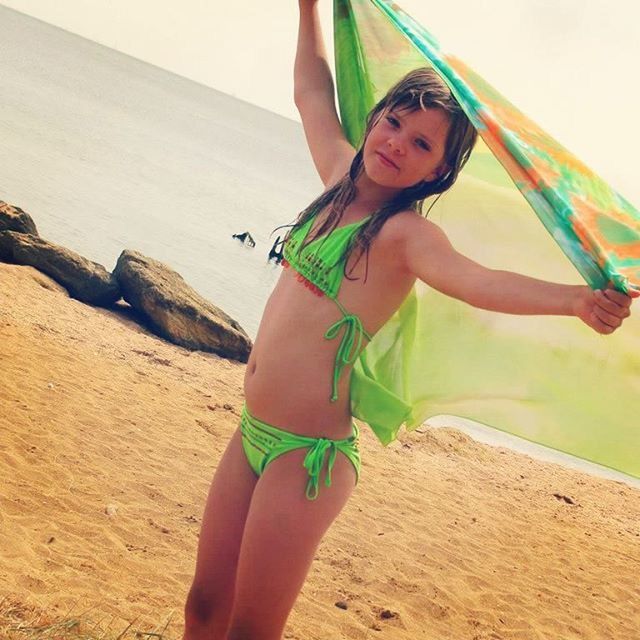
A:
[
  {"left": 188, "top": 428, "right": 258, "bottom": 606},
  {"left": 228, "top": 447, "right": 357, "bottom": 639}
]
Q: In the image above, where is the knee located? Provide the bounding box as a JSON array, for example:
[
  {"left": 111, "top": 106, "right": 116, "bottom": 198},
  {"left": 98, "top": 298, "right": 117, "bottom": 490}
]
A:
[
  {"left": 184, "top": 583, "right": 231, "bottom": 636},
  {"left": 226, "top": 617, "right": 284, "bottom": 640},
  {"left": 226, "top": 622, "right": 260, "bottom": 640}
]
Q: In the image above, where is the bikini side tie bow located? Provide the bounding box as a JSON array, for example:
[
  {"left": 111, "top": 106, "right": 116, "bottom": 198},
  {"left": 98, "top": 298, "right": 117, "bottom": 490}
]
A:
[
  {"left": 325, "top": 304, "right": 368, "bottom": 402},
  {"left": 303, "top": 438, "right": 338, "bottom": 500}
]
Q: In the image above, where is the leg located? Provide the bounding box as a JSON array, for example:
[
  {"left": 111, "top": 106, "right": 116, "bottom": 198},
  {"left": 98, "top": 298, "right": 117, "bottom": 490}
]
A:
[
  {"left": 227, "top": 447, "right": 358, "bottom": 640},
  {"left": 183, "top": 428, "right": 258, "bottom": 640}
]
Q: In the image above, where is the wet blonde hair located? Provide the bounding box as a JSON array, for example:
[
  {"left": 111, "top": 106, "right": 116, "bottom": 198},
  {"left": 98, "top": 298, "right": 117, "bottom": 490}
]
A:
[{"left": 286, "top": 67, "right": 478, "bottom": 279}]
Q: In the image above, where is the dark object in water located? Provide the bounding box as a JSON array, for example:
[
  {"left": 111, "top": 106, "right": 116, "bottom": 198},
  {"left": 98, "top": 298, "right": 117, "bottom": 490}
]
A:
[
  {"left": 268, "top": 236, "right": 284, "bottom": 265},
  {"left": 232, "top": 231, "right": 256, "bottom": 248}
]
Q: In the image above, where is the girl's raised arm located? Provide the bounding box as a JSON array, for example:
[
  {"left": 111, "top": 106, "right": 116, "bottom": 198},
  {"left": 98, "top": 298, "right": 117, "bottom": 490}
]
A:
[{"left": 295, "top": 0, "right": 355, "bottom": 186}]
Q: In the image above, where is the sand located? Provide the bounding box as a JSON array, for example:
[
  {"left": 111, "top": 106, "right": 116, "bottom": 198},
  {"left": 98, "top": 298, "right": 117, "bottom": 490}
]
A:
[{"left": 1, "top": 262, "right": 639, "bottom": 640}]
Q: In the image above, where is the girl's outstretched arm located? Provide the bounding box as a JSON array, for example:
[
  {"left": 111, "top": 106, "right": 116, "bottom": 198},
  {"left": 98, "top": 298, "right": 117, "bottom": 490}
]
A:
[
  {"left": 295, "top": 0, "right": 355, "bottom": 186},
  {"left": 402, "top": 215, "right": 633, "bottom": 335}
]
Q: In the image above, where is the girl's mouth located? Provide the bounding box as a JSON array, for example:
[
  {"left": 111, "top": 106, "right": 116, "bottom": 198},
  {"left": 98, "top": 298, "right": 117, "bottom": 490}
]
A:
[{"left": 375, "top": 152, "right": 399, "bottom": 170}]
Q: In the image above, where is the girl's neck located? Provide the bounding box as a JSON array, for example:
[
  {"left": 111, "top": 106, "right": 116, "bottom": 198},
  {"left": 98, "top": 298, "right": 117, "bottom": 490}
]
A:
[{"left": 352, "top": 172, "right": 401, "bottom": 214}]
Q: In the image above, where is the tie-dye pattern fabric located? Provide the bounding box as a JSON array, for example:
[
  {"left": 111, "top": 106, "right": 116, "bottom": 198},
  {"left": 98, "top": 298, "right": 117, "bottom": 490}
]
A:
[{"left": 335, "top": 0, "right": 640, "bottom": 477}]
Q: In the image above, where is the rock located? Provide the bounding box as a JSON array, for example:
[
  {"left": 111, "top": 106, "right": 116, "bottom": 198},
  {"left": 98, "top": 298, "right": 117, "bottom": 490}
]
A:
[
  {"left": 232, "top": 231, "right": 255, "bottom": 247},
  {"left": 268, "top": 235, "right": 284, "bottom": 264},
  {"left": 379, "top": 609, "right": 398, "bottom": 620},
  {"left": 0, "top": 231, "right": 120, "bottom": 307},
  {"left": 0, "top": 201, "right": 39, "bottom": 235},
  {"left": 335, "top": 601, "right": 348, "bottom": 610},
  {"left": 30, "top": 270, "right": 70, "bottom": 294},
  {"left": 113, "top": 250, "right": 252, "bottom": 362},
  {"left": 105, "top": 504, "right": 118, "bottom": 517}
]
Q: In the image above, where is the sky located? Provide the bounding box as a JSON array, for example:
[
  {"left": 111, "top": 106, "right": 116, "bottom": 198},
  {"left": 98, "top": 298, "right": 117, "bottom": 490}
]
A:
[{"left": 2, "top": 0, "right": 640, "bottom": 205}]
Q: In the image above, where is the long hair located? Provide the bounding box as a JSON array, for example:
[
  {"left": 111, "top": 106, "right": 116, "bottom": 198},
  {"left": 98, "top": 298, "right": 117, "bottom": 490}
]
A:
[{"left": 284, "top": 67, "right": 478, "bottom": 280}]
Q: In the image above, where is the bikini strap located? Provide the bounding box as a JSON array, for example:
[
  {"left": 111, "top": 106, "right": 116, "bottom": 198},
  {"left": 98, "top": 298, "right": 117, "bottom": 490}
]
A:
[
  {"left": 303, "top": 438, "right": 338, "bottom": 499},
  {"left": 324, "top": 298, "right": 372, "bottom": 402}
]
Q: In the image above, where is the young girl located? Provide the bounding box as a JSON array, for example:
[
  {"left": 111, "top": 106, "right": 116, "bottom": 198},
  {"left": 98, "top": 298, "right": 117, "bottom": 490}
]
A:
[{"left": 183, "top": 2, "right": 633, "bottom": 638}]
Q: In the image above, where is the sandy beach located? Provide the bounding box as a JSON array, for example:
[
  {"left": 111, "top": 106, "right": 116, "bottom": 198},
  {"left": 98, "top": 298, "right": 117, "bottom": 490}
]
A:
[{"left": 1, "top": 261, "right": 639, "bottom": 639}]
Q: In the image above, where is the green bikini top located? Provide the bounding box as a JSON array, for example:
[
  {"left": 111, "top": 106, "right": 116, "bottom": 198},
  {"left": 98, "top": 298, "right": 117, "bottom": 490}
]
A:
[
  {"left": 283, "top": 214, "right": 371, "bottom": 298},
  {"left": 283, "top": 214, "right": 373, "bottom": 402}
]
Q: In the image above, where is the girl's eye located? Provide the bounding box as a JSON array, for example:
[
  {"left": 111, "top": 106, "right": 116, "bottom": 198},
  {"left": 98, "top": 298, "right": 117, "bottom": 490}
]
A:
[
  {"left": 386, "top": 115, "right": 400, "bottom": 128},
  {"left": 415, "top": 139, "right": 430, "bottom": 151}
]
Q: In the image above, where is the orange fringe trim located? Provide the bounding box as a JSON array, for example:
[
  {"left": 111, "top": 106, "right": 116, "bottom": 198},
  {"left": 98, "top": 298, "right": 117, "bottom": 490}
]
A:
[{"left": 282, "top": 260, "right": 325, "bottom": 297}]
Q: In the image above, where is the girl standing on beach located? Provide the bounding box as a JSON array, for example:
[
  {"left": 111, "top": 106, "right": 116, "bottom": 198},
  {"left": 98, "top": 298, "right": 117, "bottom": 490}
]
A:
[{"left": 183, "top": 2, "right": 633, "bottom": 638}]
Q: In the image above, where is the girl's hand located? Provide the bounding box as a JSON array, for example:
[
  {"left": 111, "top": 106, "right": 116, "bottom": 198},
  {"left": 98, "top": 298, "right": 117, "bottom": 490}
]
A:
[{"left": 573, "top": 286, "right": 633, "bottom": 334}]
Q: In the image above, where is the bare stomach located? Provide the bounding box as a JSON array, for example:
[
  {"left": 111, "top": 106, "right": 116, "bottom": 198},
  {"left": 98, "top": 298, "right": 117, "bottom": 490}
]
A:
[{"left": 243, "top": 271, "right": 363, "bottom": 440}]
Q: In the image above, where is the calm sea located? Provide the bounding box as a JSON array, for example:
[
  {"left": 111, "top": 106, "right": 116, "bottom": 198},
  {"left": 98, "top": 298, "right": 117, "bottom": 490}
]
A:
[
  {"left": 3, "top": 6, "right": 638, "bottom": 486},
  {"left": 0, "top": 4, "right": 322, "bottom": 338}
]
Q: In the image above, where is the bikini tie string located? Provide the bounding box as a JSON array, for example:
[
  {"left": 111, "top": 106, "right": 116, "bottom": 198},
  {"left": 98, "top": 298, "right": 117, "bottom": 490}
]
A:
[
  {"left": 303, "top": 438, "right": 338, "bottom": 500},
  {"left": 324, "top": 311, "right": 365, "bottom": 402}
]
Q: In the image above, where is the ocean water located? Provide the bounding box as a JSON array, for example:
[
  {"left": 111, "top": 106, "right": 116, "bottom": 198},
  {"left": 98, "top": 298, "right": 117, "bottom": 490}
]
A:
[
  {"left": 3, "top": 6, "right": 638, "bottom": 488},
  {"left": 0, "top": 4, "right": 322, "bottom": 338}
]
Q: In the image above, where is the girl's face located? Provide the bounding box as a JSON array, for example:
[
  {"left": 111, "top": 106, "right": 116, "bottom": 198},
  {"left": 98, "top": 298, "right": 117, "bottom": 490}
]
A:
[{"left": 362, "top": 107, "right": 450, "bottom": 190}]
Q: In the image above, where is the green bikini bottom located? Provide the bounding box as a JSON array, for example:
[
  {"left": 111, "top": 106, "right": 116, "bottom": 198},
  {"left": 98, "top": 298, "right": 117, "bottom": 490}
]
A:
[{"left": 240, "top": 405, "right": 361, "bottom": 500}]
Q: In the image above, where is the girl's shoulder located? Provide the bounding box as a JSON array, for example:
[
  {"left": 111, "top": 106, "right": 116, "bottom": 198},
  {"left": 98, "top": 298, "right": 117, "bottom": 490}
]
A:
[
  {"left": 377, "top": 209, "right": 442, "bottom": 242},
  {"left": 373, "top": 211, "right": 451, "bottom": 272}
]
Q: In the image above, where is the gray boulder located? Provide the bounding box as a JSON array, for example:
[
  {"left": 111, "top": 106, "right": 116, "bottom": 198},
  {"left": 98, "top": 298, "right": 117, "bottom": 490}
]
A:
[
  {"left": 0, "top": 231, "right": 121, "bottom": 307},
  {"left": 0, "top": 201, "right": 39, "bottom": 235},
  {"left": 113, "top": 250, "right": 252, "bottom": 362}
]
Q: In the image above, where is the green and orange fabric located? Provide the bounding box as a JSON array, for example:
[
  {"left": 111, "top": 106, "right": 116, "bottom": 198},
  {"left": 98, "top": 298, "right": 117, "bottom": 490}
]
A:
[{"left": 335, "top": 0, "right": 640, "bottom": 477}]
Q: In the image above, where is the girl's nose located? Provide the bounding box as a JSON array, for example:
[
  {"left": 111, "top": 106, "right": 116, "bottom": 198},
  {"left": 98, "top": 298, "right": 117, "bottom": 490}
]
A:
[{"left": 387, "top": 136, "right": 404, "bottom": 155}]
